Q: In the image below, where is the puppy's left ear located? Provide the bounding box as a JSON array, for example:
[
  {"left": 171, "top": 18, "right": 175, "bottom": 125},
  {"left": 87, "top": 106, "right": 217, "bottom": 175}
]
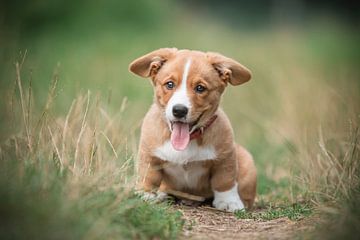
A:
[
  {"left": 207, "top": 52, "right": 252, "bottom": 86},
  {"left": 129, "top": 48, "right": 177, "bottom": 78}
]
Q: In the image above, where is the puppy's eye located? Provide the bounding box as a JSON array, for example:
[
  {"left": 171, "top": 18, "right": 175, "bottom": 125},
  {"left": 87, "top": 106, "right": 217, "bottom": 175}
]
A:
[
  {"left": 165, "top": 81, "right": 175, "bottom": 90},
  {"left": 195, "top": 85, "right": 206, "bottom": 93}
]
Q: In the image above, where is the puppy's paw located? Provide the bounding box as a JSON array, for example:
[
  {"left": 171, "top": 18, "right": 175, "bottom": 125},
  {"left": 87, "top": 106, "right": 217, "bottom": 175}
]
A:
[
  {"left": 136, "top": 190, "right": 169, "bottom": 203},
  {"left": 213, "top": 198, "right": 244, "bottom": 212},
  {"left": 140, "top": 191, "right": 157, "bottom": 201},
  {"left": 213, "top": 183, "right": 245, "bottom": 212},
  {"left": 156, "top": 191, "right": 170, "bottom": 202}
]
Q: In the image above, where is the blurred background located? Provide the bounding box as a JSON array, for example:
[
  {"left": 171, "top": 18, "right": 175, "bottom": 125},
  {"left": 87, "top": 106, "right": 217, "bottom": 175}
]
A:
[{"left": 1, "top": 0, "right": 359, "bottom": 109}]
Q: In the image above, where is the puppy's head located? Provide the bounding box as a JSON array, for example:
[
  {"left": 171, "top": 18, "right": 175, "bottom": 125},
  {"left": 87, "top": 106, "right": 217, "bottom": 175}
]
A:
[{"left": 129, "top": 48, "right": 251, "bottom": 150}]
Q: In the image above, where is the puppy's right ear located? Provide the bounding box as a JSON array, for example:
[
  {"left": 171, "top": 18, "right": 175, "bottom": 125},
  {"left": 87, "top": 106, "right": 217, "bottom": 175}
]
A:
[{"left": 129, "top": 48, "right": 177, "bottom": 78}]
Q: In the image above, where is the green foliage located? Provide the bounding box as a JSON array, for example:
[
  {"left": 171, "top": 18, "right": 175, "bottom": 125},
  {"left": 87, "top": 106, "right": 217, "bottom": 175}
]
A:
[
  {"left": 235, "top": 204, "right": 312, "bottom": 221},
  {"left": 320, "top": 189, "right": 360, "bottom": 240},
  {"left": 0, "top": 158, "right": 183, "bottom": 240},
  {"left": 119, "top": 200, "right": 184, "bottom": 239}
]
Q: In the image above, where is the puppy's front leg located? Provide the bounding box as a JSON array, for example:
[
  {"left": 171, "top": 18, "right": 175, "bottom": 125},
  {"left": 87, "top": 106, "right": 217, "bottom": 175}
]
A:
[
  {"left": 210, "top": 158, "right": 245, "bottom": 212},
  {"left": 137, "top": 153, "right": 167, "bottom": 201}
]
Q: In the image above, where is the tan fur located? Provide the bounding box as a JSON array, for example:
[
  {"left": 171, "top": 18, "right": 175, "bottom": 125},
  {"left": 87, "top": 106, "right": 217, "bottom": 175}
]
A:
[{"left": 130, "top": 48, "right": 257, "bottom": 209}]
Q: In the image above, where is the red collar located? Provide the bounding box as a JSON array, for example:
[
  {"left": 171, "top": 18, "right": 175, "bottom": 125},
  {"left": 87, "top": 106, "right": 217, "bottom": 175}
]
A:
[{"left": 190, "top": 115, "right": 218, "bottom": 140}]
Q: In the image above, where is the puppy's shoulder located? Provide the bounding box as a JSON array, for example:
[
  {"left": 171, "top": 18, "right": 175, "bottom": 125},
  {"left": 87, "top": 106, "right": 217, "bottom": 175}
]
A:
[
  {"left": 215, "top": 108, "right": 233, "bottom": 129},
  {"left": 210, "top": 108, "right": 234, "bottom": 138}
]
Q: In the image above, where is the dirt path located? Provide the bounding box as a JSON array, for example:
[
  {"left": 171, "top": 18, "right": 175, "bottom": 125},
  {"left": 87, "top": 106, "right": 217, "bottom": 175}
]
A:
[{"left": 175, "top": 205, "right": 314, "bottom": 240}]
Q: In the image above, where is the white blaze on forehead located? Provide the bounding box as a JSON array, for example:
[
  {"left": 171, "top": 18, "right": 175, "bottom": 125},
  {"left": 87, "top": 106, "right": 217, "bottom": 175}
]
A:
[
  {"left": 165, "top": 59, "right": 192, "bottom": 122},
  {"left": 181, "top": 59, "right": 192, "bottom": 93}
]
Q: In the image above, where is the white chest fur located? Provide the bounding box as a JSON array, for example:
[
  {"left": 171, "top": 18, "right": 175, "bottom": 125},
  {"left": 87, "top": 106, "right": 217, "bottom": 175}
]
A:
[
  {"left": 163, "top": 163, "right": 207, "bottom": 189},
  {"left": 153, "top": 140, "right": 217, "bottom": 164}
]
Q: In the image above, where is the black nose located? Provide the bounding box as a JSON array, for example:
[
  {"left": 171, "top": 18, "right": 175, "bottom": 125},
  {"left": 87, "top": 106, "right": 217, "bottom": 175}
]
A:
[{"left": 172, "top": 104, "right": 188, "bottom": 118}]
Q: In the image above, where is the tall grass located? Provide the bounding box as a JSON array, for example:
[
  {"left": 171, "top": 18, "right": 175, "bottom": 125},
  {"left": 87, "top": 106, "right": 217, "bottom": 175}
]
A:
[
  {"left": 309, "top": 124, "right": 360, "bottom": 239},
  {"left": 269, "top": 48, "right": 360, "bottom": 238},
  {"left": 294, "top": 98, "right": 360, "bottom": 238},
  {"left": 0, "top": 58, "right": 183, "bottom": 239}
]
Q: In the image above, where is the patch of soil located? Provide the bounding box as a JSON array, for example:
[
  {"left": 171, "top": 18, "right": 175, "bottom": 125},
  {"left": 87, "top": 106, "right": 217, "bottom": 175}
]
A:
[{"left": 175, "top": 205, "right": 314, "bottom": 240}]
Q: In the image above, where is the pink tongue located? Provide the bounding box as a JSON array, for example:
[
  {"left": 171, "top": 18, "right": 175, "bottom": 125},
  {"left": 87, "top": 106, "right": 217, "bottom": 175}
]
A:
[{"left": 171, "top": 122, "right": 190, "bottom": 151}]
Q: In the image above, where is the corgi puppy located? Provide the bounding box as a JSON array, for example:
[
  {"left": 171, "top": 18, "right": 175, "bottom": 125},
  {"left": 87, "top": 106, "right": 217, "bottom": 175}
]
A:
[{"left": 129, "top": 48, "right": 256, "bottom": 212}]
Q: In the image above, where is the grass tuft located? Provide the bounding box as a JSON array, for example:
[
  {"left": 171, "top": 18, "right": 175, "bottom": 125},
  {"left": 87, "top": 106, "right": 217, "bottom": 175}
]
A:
[
  {"left": 236, "top": 203, "right": 312, "bottom": 221},
  {"left": 0, "top": 59, "right": 184, "bottom": 239}
]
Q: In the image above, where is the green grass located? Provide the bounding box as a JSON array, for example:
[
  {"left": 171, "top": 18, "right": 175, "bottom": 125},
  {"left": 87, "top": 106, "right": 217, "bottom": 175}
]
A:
[
  {"left": 0, "top": 159, "right": 183, "bottom": 240},
  {"left": 314, "top": 189, "right": 360, "bottom": 240},
  {"left": 236, "top": 204, "right": 312, "bottom": 221}
]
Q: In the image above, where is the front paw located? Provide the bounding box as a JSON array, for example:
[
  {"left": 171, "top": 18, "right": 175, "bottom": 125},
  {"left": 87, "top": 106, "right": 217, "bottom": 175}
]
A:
[
  {"left": 213, "top": 198, "right": 245, "bottom": 212},
  {"left": 213, "top": 184, "right": 245, "bottom": 212},
  {"left": 136, "top": 190, "right": 170, "bottom": 203}
]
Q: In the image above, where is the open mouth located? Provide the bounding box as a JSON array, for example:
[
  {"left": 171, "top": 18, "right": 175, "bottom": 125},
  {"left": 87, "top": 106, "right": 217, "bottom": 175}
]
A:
[
  {"left": 169, "top": 113, "right": 203, "bottom": 151},
  {"left": 170, "top": 120, "right": 197, "bottom": 133}
]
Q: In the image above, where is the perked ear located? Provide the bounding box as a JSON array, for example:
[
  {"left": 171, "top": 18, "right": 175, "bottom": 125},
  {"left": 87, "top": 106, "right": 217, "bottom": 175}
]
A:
[
  {"left": 206, "top": 52, "right": 252, "bottom": 86},
  {"left": 129, "top": 48, "right": 178, "bottom": 78}
]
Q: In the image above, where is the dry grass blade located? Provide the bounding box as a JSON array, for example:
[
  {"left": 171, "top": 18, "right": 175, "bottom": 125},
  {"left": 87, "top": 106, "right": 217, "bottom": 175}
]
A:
[
  {"left": 88, "top": 129, "right": 97, "bottom": 174},
  {"left": 44, "top": 63, "right": 60, "bottom": 111},
  {"left": 27, "top": 70, "right": 32, "bottom": 136},
  {"left": 15, "top": 62, "right": 32, "bottom": 152},
  {"left": 119, "top": 155, "right": 133, "bottom": 172},
  {"left": 61, "top": 100, "right": 75, "bottom": 161},
  {"left": 100, "top": 131, "right": 118, "bottom": 159},
  {"left": 48, "top": 126, "right": 63, "bottom": 171},
  {"left": 19, "top": 49, "right": 27, "bottom": 68},
  {"left": 34, "top": 64, "right": 61, "bottom": 141},
  {"left": 74, "top": 91, "right": 90, "bottom": 169},
  {"left": 120, "top": 97, "right": 128, "bottom": 113}
]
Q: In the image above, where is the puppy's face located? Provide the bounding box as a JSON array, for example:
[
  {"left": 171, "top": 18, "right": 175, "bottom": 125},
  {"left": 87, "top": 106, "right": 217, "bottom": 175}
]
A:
[{"left": 129, "top": 48, "right": 251, "bottom": 150}]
